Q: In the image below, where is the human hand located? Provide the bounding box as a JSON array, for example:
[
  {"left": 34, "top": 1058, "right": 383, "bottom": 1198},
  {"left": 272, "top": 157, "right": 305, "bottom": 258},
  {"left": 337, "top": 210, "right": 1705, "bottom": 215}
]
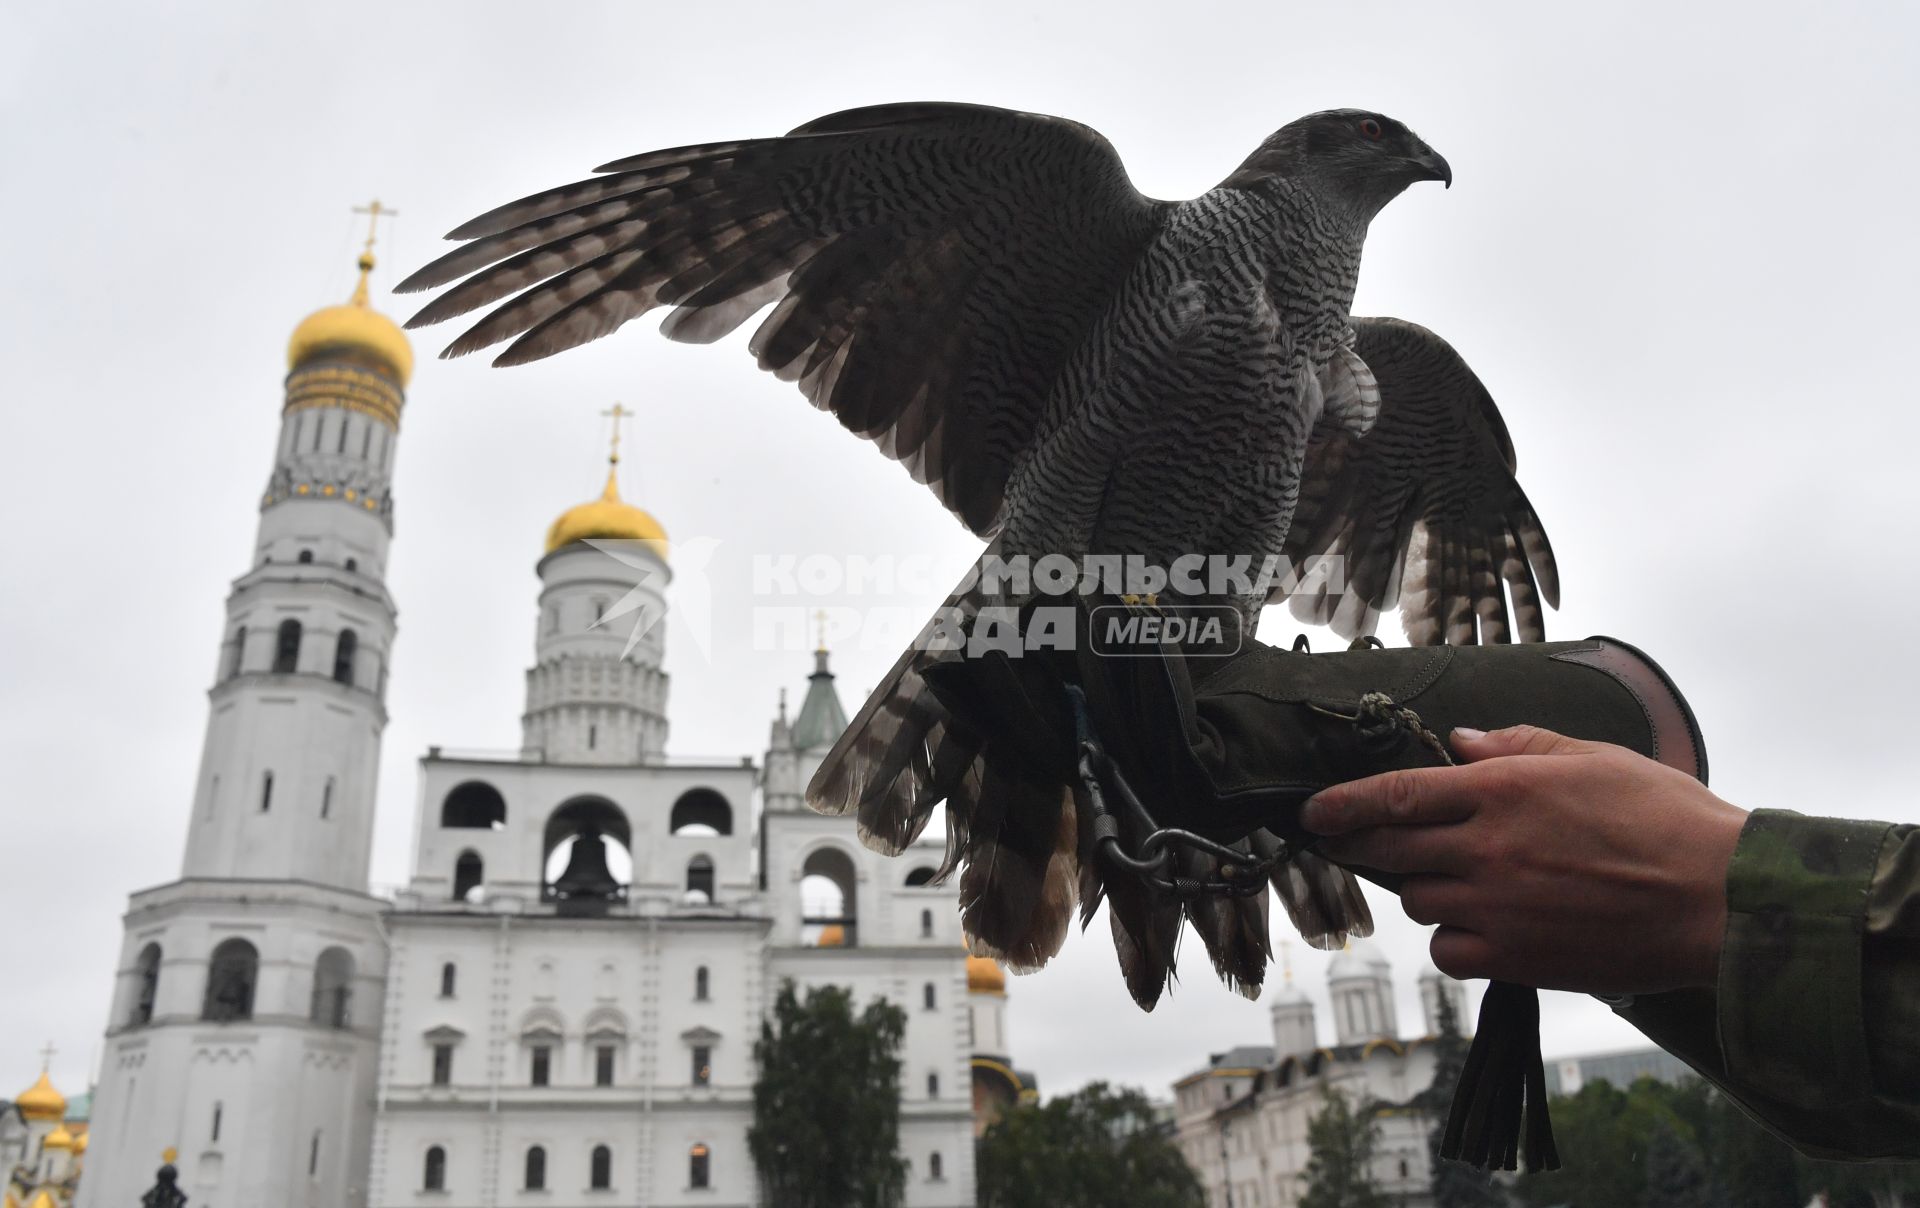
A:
[{"left": 1300, "top": 725, "right": 1748, "bottom": 996}]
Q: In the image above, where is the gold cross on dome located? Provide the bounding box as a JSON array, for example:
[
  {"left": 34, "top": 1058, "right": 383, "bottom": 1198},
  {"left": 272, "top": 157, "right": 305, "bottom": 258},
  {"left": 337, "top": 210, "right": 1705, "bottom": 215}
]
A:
[
  {"left": 352, "top": 199, "right": 397, "bottom": 258},
  {"left": 601, "top": 403, "right": 634, "bottom": 464},
  {"left": 815, "top": 609, "right": 829, "bottom": 653},
  {"left": 38, "top": 1039, "right": 55, "bottom": 1069}
]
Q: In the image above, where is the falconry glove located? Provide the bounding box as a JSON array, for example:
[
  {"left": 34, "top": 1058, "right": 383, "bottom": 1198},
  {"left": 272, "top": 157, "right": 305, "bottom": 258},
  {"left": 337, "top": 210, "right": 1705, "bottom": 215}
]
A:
[{"left": 931, "top": 601, "right": 1707, "bottom": 1174}]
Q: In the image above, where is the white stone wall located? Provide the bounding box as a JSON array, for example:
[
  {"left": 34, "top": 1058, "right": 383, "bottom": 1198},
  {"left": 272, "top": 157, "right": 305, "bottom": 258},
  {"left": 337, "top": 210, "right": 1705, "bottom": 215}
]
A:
[
  {"left": 1177, "top": 1060, "right": 1440, "bottom": 1208},
  {"left": 407, "top": 758, "right": 757, "bottom": 907},
  {"left": 78, "top": 881, "right": 387, "bottom": 1208},
  {"left": 377, "top": 727, "right": 975, "bottom": 1207},
  {"left": 522, "top": 542, "right": 671, "bottom": 764}
]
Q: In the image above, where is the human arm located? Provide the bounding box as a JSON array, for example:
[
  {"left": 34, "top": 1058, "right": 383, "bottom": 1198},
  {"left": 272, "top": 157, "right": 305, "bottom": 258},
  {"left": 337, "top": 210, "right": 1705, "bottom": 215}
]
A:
[{"left": 1300, "top": 725, "right": 1920, "bottom": 1159}]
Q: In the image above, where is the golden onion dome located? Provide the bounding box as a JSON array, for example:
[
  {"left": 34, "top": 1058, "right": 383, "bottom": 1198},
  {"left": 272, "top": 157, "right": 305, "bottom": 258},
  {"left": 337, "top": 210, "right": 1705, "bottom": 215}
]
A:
[
  {"left": 71, "top": 1129, "right": 88, "bottom": 1155},
  {"left": 545, "top": 462, "right": 668, "bottom": 555},
  {"left": 967, "top": 953, "right": 1006, "bottom": 994},
  {"left": 42, "top": 1124, "right": 74, "bottom": 1152},
  {"left": 28, "top": 1193, "right": 55, "bottom": 1208},
  {"left": 815, "top": 923, "right": 847, "bottom": 948},
  {"left": 287, "top": 250, "right": 414, "bottom": 386},
  {"left": 14, "top": 1070, "right": 65, "bottom": 1123}
]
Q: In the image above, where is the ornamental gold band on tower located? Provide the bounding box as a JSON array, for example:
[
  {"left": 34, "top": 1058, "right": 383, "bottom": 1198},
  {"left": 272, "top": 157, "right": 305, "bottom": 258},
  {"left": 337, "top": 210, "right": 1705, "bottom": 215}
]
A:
[{"left": 267, "top": 200, "right": 409, "bottom": 520}]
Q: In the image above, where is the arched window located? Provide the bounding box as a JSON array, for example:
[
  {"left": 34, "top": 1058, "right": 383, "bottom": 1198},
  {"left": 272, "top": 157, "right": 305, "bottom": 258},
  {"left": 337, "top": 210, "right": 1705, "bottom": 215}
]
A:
[
  {"left": 524, "top": 1146, "right": 546, "bottom": 1191},
  {"left": 904, "top": 866, "right": 938, "bottom": 887},
  {"left": 923, "top": 983, "right": 936, "bottom": 1010},
  {"left": 260, "top": 770, "right": 274, "bottom": 812},
  {"left": 688, "top": 1143, "right": 710, "bottom": 1190},
  {"left": 440, "top": 962, "right": 457, "bottom": 998},
  {"left": 927, "top": 1071, "right": 940, "bottom": 1098},
  {"left": 452, "top": 851, "right": 484, "bottom": 902},
  {"left": 668, "top": 788, "right": 733, "bottom": 836},
  {"left": 320, "top": 776, "right": 334, "bottom": 820},
  {"left": 273, "top": 618, "right": 302, "bottom": 673},
  {"left": 298, "top": 549, "right": 315, "bottom": 564},
  {"left": 694, "top": 966, "right": 710, "bottom": 1002},
  {"left": 332, "top": 629, "right": 358, "bottom": 685},
  {"left": 132, "top": 943, "right": 162, "bottom": 1025},
  {"left": 685, "top": 855, "right": 715, "bottom": 903},
  {"left": 1398, "top": 1158, "right": 1410, "bottom": 1179},
  {"left": 800, "top": 846, "right": 858, "bottom": 946},
  {"left": 423, "top": 1146, "right": 446, "bottom": 1192},
  {"left": 344, "top": 557, "right": 358, "bottom": 573},
  {"left": 920, "top": 909, "right": 933, "bottom": 939},
  {"left": 224, "top": 626, "right": 247, "bottom": 679},
  {"left": 211, "top": 1101, "right": 223, "bottom": 1141},
  {"left": 440, "top": 781, "right": 506, "bottom": 829},
  {"left": 202, "top": 938, "right": 258, "bottom": 1022},
  {"left": 590, "top": 1144, "right": 612, "bottom": 1190},
  {"left": 930, "top": 1151, "right": 943, "bottom": 1181},
  {"left": 310, "top": 947, "right": 355, "bottom": 1029},
  {"left": 309, "top": 1129, "right": 322, "bottom": 1176}
]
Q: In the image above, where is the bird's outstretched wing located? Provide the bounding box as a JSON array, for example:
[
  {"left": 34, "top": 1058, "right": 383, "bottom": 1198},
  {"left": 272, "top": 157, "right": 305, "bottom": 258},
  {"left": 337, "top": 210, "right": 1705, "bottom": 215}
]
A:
[
  {"left": 399, "top": 102, "right": 1171, "bottom": 537},
  {"left": 1280, "top": 317, "right": 1559, "bottom": 644}
]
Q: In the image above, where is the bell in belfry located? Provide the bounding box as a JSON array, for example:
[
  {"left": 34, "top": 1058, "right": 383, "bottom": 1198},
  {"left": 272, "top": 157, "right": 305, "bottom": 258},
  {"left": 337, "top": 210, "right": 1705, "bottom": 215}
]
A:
[{"left": 550, "top": 823, "right": 623, "bottom": 915}]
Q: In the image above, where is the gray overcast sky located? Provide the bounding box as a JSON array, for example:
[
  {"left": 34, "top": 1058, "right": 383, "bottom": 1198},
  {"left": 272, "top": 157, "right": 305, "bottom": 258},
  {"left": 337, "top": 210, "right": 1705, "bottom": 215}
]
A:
[{"left": 5, "top": 1, "right": 1918, "bottom": 1105}]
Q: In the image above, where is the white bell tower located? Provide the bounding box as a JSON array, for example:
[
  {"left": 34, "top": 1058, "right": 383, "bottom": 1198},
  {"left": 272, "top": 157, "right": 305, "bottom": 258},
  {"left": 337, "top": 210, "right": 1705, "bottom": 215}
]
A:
[
  {"left": 520, "top": 403, "right": 673, "bottom": 764},
  {"left": 79, "top": 207, "right": 407, "bottom": 1208}
]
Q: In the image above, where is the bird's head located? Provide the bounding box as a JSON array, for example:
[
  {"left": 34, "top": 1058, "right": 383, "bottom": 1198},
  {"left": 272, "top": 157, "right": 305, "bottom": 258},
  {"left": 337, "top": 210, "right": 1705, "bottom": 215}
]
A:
[{"left": 1228, "top": 109, "right": 1451, "bottom": 216}]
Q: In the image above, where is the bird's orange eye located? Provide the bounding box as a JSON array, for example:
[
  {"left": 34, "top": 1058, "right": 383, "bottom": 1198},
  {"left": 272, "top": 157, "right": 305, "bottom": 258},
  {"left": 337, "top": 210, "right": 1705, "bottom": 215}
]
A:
[{"left": 1359, "top": 119, "right": 1384, "bottom": 141}]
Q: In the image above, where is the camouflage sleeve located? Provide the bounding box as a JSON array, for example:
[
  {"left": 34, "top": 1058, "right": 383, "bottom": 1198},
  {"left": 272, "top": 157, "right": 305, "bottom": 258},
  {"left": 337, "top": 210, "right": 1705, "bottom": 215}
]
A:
[{"left": 1609, "top": 809, "right": 1920, "bottom": 1160}]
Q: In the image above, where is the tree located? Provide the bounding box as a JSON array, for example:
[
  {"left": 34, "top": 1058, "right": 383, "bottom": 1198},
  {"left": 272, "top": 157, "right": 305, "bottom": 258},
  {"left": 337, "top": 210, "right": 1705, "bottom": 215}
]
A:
[
  {"left": 977, "top": 1082, "right": 1203, "bottom": 1208},
  {"left": 1299, "top": 1086, "right": 1391, "bottom": 1208},
  {"left": 1512, "top": 1080, "right": 1692, "bottom": 1208},
  {"left": 1420, "top": 990, "right": 1506, "bottom": 1208},
  {"left": 1803, "top": 1159, "right": 1920, "bottom": 1208},
  {"left": 1702, "top": 1090, "right": 1797, "bottom": 1208},
  {"left": 1640, "top": 1117, "right": 1715, "bottom": 1208},
  {"left": 749, "top": 981, "right": 908, "bottom": 1208},
  {"left": 1506, "top": 1072, "right": 1920, "bottom": 1208}
]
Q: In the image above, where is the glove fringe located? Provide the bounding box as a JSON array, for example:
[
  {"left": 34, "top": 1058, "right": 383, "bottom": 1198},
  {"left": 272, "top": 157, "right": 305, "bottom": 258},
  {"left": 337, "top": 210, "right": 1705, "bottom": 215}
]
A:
[{"left": 1441, "top": 980, "right": 1560, "bottom": 1173}]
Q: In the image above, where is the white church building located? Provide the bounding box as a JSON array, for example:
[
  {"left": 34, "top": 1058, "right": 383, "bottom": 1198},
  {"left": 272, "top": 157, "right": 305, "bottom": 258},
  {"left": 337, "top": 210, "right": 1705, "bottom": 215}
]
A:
[
  {"left": 74, "top": 235, "right": 998, "bottom": 1208},
  {"left": 1170, "top": 941, "right": 1471, "bottom": 1208}
]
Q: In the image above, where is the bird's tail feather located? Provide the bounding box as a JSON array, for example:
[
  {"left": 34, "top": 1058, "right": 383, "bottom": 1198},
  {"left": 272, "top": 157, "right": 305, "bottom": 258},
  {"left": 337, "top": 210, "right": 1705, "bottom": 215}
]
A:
[
  {"left": 1254, "top": 833, "right": 1374, "bottom": 950},
  {"left": 1182, "top": 840, "right": 1274, "bottom": 1000},
  {"left": 808, "top": 568, "right": 1372, "bottom": 998},
  {"left": 806, "top": 555, "right": 1083, "bottom": 968}
]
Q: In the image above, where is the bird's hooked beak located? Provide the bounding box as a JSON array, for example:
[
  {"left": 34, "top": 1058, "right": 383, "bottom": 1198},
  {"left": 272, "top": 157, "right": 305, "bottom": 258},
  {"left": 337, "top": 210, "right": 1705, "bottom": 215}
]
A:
[{"left": 1406, "top": 143, "right": 1452, "bottom": 189}]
